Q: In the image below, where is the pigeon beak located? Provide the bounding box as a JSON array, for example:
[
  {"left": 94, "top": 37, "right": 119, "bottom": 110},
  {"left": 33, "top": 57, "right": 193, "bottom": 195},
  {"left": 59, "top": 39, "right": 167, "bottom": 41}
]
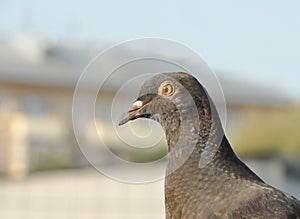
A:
[{"left": 118, "top": 100, "right": 151, "bottom": 126}]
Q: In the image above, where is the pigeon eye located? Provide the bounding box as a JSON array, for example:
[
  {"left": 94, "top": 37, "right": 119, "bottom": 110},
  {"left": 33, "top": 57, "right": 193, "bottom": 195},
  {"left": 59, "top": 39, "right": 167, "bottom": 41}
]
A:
[{"left": 159, "top": 83, "right": 174, "bottom": 96}]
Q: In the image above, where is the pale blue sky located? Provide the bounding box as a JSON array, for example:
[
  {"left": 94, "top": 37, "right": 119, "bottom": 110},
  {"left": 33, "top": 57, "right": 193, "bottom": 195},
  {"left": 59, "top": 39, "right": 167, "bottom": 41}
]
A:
[{"left": 1, "top": 0, "right": 300, "bottom": 99}]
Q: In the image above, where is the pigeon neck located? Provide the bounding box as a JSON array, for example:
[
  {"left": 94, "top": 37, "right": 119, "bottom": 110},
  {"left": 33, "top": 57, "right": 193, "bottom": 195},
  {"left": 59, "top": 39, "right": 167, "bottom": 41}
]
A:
[
  {"left": 163, "top": 98, "right": 226, "bottom": 171},
  {"left": 164, "top": 97, "right": 224, "bottom": 148}
]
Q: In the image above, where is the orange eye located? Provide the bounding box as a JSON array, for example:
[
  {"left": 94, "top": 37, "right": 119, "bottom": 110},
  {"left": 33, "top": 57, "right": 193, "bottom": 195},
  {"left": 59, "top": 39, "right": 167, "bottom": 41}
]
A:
[{"left": 160, "top": 83, "right": 174, "bottom": 96}]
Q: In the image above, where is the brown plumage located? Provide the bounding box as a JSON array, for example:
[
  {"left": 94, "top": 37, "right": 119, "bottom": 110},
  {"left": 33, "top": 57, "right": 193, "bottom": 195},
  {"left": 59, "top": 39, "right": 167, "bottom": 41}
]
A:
[{"left": 119, "top": 72, "right": 300, "bottom": 219}]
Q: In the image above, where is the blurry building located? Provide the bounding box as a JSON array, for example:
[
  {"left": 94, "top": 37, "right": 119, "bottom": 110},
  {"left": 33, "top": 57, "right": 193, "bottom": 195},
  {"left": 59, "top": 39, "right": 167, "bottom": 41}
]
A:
[{"left": 0, "top": 36, "right": 297, "bottom": 179}]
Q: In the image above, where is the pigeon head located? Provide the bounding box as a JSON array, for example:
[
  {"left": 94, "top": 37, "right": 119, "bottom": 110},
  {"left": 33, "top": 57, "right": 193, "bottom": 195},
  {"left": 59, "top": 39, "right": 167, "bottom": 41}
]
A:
[
  {"left": 119, "top": 72, "right": 219, "bottom": 151},
  {"left": 119, "top": 72, "right": 211, "bottom": 128}
]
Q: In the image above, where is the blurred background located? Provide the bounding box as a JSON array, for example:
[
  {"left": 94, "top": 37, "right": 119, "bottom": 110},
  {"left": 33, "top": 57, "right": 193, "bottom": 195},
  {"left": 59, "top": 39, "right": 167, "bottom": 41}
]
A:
[{"left": 0, "top": 0, "right": 300, "bottom": 218}]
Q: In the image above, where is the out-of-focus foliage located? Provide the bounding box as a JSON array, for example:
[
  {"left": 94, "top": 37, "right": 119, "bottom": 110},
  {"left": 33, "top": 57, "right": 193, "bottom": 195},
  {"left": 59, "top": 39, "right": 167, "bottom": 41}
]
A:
[
  {"left": 229, "top": 105, "right": 300, "bottom": 157},
  {"left": 31, "top": 154, "right": 70, "bottom": 172}
]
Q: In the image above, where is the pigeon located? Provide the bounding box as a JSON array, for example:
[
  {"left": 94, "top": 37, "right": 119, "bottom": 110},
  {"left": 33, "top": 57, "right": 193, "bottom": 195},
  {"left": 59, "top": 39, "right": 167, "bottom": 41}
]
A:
[{"left": 119, "top": 72, "right": 300, "bottom": 219}]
